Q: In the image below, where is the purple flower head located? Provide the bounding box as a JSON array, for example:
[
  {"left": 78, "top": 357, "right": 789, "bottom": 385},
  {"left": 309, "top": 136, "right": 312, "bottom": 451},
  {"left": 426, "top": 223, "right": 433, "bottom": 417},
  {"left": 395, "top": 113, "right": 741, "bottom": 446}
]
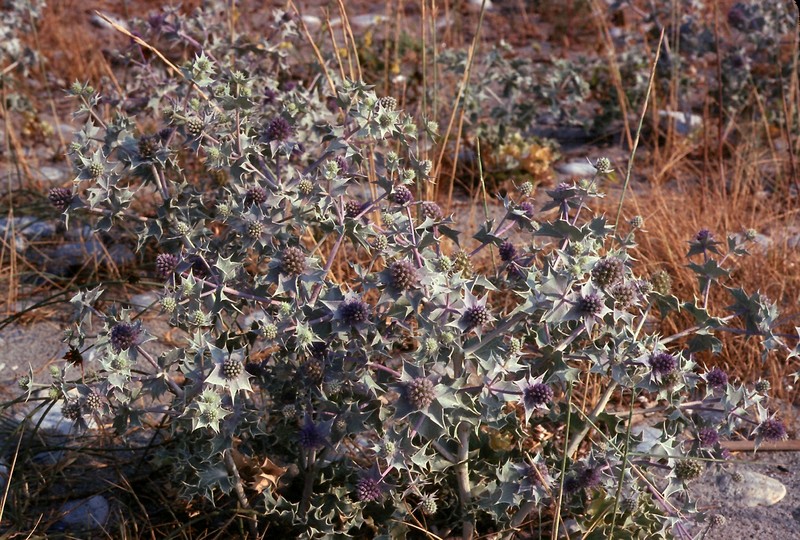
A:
[
  {"left": 705, "top": 367, "right": 729, "bottom": 388},
  {"left": 421, "top": 201, "right": 443, "bottom": 221},
  {"left": 155, "top": 253, "right": 180, "bottom": 278},
  {"left": 523, "top": 383, "right": 554, "bottom": 409},
  {"left": 697, "top": 427, "right": 719, "bottom": 447},
  {"left": 356, "top": 476, "right": 381, "bottom": 502},
  {"left": 499, "top": 241, "right": 517, "bottom": 262},
  {"left": 519, "top": 201, "right": 535, "bottom": 217},
  {"left": 109, "top": 321, "right": 142, "bottom": 352},
  {"left": 263, "top": 87, "right": 277, "bottom": 104},
  {"left": 649, "top": 352, "right": 677, "bottom": 376},
  {"left": 48, "top": 187, "right": 73, "bottom": 211},
  {"left": 298, "top": 415, "right": 327, "bottom": 449},
  {"left": 390, "top": 185, "right": 414, "bottom": 205},
  {"left": 757, "top": 418, "right": 787, "bottom": 442},
  {"left": 515, "top": 375, "right": 553, "bottom": 423},
  {"left": 266, "top": 117, "right": 292, "bottom": 142},
  {"left": 577, "top": 293, "right": 603, "bottom": 316},
  {"left": 339, "top": 297, "right": 369, "bottom": 326}
]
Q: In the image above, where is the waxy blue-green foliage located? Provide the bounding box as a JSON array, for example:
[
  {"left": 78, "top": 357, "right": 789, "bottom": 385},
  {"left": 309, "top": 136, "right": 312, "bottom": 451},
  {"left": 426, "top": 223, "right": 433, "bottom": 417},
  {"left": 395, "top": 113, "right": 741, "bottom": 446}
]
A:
[{"left": 23, "top": 2, "right": 800, "bottom": 538}]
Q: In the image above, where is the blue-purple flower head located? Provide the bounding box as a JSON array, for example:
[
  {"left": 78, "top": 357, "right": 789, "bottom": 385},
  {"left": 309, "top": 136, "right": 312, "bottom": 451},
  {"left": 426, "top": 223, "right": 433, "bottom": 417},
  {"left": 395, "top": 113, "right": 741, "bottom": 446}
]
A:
[
  {"left": 577, "top": 293, "right": 604, "bottom": 317},
  {"left": 649, "top": 352, "right": 677, "bottom": 376},
  {"left": 109, "top": 321, "right": 142, "bottom": 352},
  {"left": 756, "top": 418, "right": 787, "bottom": 442},
  {"left": 705, "top": 367, "right": 728, "bottom": 388},
  {"left": 339, "top": 297, "right": 369, "bottom": 326},
  {"left": 298, "top": 415, "right": 328, "bottom": 450},
  {"left": 697, "top": 427, "right": 719, "bottom": 447},
  {"left": 515, "top": 375, "right": 553, "bottom": 423}
]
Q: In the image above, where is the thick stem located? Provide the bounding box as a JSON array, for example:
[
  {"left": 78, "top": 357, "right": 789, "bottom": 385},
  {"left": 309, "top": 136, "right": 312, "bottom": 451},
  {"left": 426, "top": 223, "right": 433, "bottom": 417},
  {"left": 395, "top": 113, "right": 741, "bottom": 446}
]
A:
[
  {"left": 455, "top": 422, "right": 474, "bottom": 540},
  {"left": 224, "top": 449, "right": 259, "bottom": 538}
]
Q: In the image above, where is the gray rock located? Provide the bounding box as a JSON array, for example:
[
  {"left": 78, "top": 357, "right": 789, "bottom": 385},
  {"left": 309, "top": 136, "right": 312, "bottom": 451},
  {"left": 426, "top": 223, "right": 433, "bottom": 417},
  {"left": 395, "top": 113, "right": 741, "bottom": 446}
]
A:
[
  {"left": 658, "top": 110, "right": 703, "bottom": 136},
  {"left": 556, "top": 161, "right": 597, "bottom": 177},
  {"left": 49, "top": 240, "right": 135, "bottom": 269},
  {"left": 39, "top": 166, "right": 67, "bottom": 182},
  {"left": 56, "top": 495, "right": 110, "bottom": 530},
  {"left": 717, "top": 469, "right": 787, "bottom": 507},
  {"left": 0, "top": 216, "right": 57, "bottom": 240},
  {"left": 129, "top": 292, "right": 159, "bottom": 312},
  {"left": 0, "top": 462, "right": 8, "bottom": 495}
]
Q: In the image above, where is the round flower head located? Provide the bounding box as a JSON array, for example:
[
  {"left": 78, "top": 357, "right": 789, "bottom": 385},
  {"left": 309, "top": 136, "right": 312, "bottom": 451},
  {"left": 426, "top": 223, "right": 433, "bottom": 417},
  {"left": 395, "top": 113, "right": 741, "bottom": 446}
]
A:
[
  {"left": 344, "top": 199, "right": 364, "bottom": 219},
  {"left": 462, "top": 304, "right": 490, "bottom": 329},
  {"left": 421, "top": 201, "right": 443, "bottom": 221},
  {"left": 298, "top": 178, "right": 313, "bottom": 195},
  {"left": 377, "top": 96, "right": 397, "bottom": 111},
  {"left": 519, "top": 201, "right": 535, "bottom": 217},
  {"left": 61, "top": 399, "right": 82, "bottom": 421},
  {"left": 697, "top": 427, "right": 719, "bottom": 447},
  {"left": 155, "top": 253, "right": 179, "bottom": 278},
  {"left": 339, "top": 297, "right": 369, "bottom": 326},
  {"left": 390, "top": 185, "right": 414, "bottom": 205},
  {"left": 222, "top": 357, "right": 243, "bottom": 380},
  {"left": 48, "top": 187, "right": 73, "bottom": 211},
  {"left": 705, "top": 367, "right": 728, "bottom": 388},
  {"left": 755, "top": 380, "right": 770, "bottom": 393},
  {"left": 610, "top": 281, "right": 638, "bottom": 308},
  {"left": 524, "top": 383, "right": 554, "bottom": 408},
  {"left": 650, "top": 270, "right": 672, "bottom": 295},
  {"left": 406, "top": 377, "right": 436, "bottom": 410},
  {"left": 591, "top": 258, "right": 624, "bottom": 288},
  {"left": 245, "top": 186, "right": 268, "bottom": 206},
  {"left": 266, "top": 116, "right": 292, "bottom": 141},
  {"left": 577, "top": 293, "right": 603, "bottom": 316},
  {"left": 138, "top": 135, "right": 159, "bottom": 159},
  {"left": 185, "top": 116, "right": 204, "bottom": 137},
  {"left": 499, "top": 241, "right": 517, "bottom": 262},
  {"left": 280, "top": 246, "right": 306, "bottom": 276},
  {"left": 355, "top": 476, "right": 382, "bottom": 503},
  {"left": 674, "top": 459, "right": 703, "bottom": 482},
  {"left": 389, "top": 259, "right": 418, "bottom": 290},
  {"left": 109, "top": 321, "right": 142, "bottom": 352},
  {"left": 297, "top": 416, "right": 326, "bottom": 449},
  {"left": 649, "top": 352, "right": 677, "bottom": 375},
  {"left": 84, "top": 391, "right": 102, "bottom": 411},
  {"left": 757, "top": 418, "right": 787, "bottom": 441}
]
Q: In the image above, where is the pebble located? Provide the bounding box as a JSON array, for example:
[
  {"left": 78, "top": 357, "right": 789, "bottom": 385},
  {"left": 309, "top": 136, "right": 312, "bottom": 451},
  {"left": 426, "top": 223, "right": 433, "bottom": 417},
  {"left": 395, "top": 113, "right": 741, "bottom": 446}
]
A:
[
  {"left": 556, "top": 161, "right": 597, "bottom": 178},
  {"left": 56, "top": 495, "right": 110, "bottom": 530},
  {"left": 301, "top": 15, "right": 322, "bottom": 30},
  {"left": 717, "top": 469, "right": 787, "bottom": 507},
  {"left": 0, "top": 216, "right": 57, "bottom": 240},
  {"left": 657, "top": 110, "right": 703, "bottom": 136},
  {"left": 0, "top": 462, "right": 8, "bottom": 495},
  {"left": 39, "top": 166, "right": 67, "bottom": 182},
  {"left": 129, "top": 292, "right": 159, "bottom": 312}
]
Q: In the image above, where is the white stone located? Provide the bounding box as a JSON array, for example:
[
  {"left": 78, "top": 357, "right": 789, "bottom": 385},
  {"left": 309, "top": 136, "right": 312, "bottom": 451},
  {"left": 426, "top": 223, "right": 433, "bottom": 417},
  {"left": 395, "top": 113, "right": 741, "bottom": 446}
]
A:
[
  {"left": 129, "top": 292, "right": 159, "bottom": 312},
  {"left": 556, "top": 161, "right": 597, "bottom": 178},
  {"left": 57, "top": 495, "right": 110, "bottom": 530},
  {"left": 301, "top": 15, "right": 322, "bottom": 30},
  {"left": 717, "top": 469, "right": 786, "bottom": 507},
  {"left": 39, "top": 166, "right": 66, "bottom": 182},
  {"left": 658, "top": 110, "right": 703, "bottom": 136}
]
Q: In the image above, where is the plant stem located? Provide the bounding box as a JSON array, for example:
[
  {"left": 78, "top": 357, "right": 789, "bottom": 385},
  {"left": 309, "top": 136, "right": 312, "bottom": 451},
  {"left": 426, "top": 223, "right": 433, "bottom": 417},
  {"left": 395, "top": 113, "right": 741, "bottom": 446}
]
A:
[{"left": 455, "top": 422, "right": 474, "bottom": 540}]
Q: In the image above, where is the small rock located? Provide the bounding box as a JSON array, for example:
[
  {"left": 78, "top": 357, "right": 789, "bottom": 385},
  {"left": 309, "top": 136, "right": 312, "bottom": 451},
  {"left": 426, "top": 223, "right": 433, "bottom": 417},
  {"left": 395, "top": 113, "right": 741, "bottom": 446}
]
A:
[
  {"left": 0, "top": 216, "right": 57, "bottom": 240},
  {"left": 717, "top": 469, "right": 786, "bottom": 507},
  {"left": 129, "top": 292, "right": 159, "bottom": 312},
  {"left": 56, "top": 495, "right": 110, "bottom": 530},
  {"left": 301, "top": 15, "right": 322, "bottom": 30},
  {"left": 0, "top": 463, "right": 9, "bottom": 494},
  {"left": 39, "top": 166, "right": 66, "bottom": 182},
  {"left": 556, "top": 161, "right": 597, "bottom": 178},
  {"left": 658, "top": 110, "right": 703, "bottom": 136}
]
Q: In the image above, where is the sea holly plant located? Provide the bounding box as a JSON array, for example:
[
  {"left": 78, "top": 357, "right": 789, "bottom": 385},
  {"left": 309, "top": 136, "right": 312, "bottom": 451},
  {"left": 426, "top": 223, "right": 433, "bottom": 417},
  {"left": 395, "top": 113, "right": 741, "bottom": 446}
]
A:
[{"left": 25, "top": 4, "right": 797, "bottom": 539}]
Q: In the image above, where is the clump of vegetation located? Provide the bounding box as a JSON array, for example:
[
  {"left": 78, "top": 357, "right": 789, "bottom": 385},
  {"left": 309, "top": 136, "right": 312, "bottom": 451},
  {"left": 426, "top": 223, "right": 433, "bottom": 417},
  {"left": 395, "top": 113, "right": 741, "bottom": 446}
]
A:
[{"left": 2, "top": 1, "right": 800, "bottom": 538}]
